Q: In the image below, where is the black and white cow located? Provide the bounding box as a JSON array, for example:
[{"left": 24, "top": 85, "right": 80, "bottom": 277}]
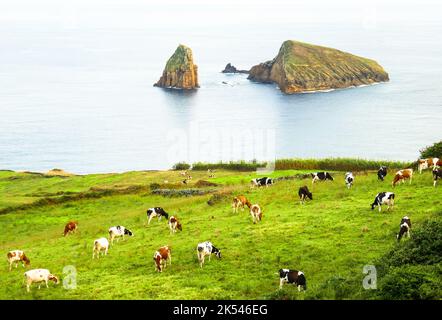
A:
[
  {"left": 397, "top": 216, "right": 411, "bottom": 241},
  {"left": 251, "top": 177, "right": 274, "bottom": 188},
  {"left": 377, "top": 166, "right": 387, "bottom": 181},
  {"left": 371, "top": 192, "right": 395, "bottom": 212},
  {"left": 196, "top": 241, "right": 221, "bottom": 268},
  {"left": 433, "top": 168, "right": 442, "bottom": 187},
  {"left": 146, "top": 207, "right": 169, "bottom": 225},
  {"left": 108, "top": 226, "right": 133, "bottom": 244},
  {"left": 278, "top": 269, "right": 307, "bottom": 291},
  {"left": 298, "top": 186, "right": 313, "bottom": 204},
  {"left": 311, "top": 172, "right": 334, "bottom": 184},
  {"left": 345, "top": 172, "right": 354, "bottom": 189}
]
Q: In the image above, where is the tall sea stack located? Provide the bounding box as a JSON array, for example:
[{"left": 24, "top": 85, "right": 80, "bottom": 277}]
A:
[
  {"left": 154, "top": 44, "right": 199, "bottom": 89},
  {"left": 248, "top": 40, "right": 389, "bottom": 94}
]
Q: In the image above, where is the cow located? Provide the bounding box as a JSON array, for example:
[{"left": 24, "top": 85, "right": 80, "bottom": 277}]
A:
[
  {"left": 251, "top": 177, "right": 274, "bottom": 188},
  {"left": 278, "top": 269, "right": 307, "bottom": 291},
  {"left": 397, "top": 216, "right": 411, "bottom": 241},
  {"left": 63, "top": 221, "right": 78, "bottom": 236},
  {"left": 250, "top": 204, "right": 263, "bottom": 224},
  {"left": 168, "top": 216, "right": 182, "bottom": 234},
  {"left": 153, "top": 246, "right": 171, "bottom": 272},
  {"left": 92, "top": 237, "right": 109, "bottom": 259},
  {"left": 298, "top": 186, "right": 312, "bottom": 205},
  {"left": 345, "top": 172, "right": 354, "bottom": 189},
  {"left": 108, "top": 226, "right": 133, "bottom": 244},
  {"left": 418, "top": 158, "right": 441, "bottom": 174},
  {"left": 371, "top": 192, "right": 395, "bottom": 212},
  {"left": 7, "top": 250, "right": 30, "bottom": 271},
  {"left": 232, "top": 195, "right": 252, "bottom": 213},
  {"left": 311, "top": 172, "right": 334, "bottom": 184},
  {"left": 196, "top": 241, "right": 221, "bottom": 268},
  {"left": 24, "top": 269, "right": 59, "bottom": 293},
  {"left": 433, "top": 168, "right": 442, "bottom": 187},
  {"left": 392, "top": 169, "right": 413, "bottom": 186},
  {"left": 146, "top": 207, "right": 169, "bottom": 225},
  {"left": 377, "top": 166, "right": 388, "bottom": 181}
]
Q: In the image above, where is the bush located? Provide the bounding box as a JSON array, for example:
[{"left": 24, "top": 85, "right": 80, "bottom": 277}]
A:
[
  {"left": 172, "top": 162, "right": 191, "bottom": 170},
  {"left": 149, "top": 183, "right": 161, "bottom": 190},
  {"left": 420, "top": 141, "right": 442, "bottom": 159},
  {"left": 192, "top": 160, "right": 266, "bottom": 171}
]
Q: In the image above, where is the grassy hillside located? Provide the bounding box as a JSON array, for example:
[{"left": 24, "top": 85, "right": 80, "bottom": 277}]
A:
[{"left": 0, "top": 167, "right": 440, "bottom": 300}]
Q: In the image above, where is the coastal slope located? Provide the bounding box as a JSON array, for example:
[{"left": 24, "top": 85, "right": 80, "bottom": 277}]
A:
[
  {"left": 154, "top": 44, "right": 199, "bottom": 89},
  {"left": 248, "top": 40, "right": 389, "bottom": 94}
]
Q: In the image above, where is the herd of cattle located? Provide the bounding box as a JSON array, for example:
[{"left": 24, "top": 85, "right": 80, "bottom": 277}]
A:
[{"left": 5, "top": 157, "right": 441, "bottom": 293}]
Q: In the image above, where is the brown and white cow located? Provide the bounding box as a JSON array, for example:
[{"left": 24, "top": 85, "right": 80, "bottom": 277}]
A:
[
  {"left": 168, "top": 216, "right": 182, "bottom": 234},
  {"left": 232, "top": 195, "right": 252, "bottom": 213},
  {"left": 63, "top": 221, "right": 78, "bottom": 236},
  {"left": 418, "top": 158, "right": 441, "bottom": 174},
  {"left": 7, "top": 250, "right": 30, "bottom": 271},
  {"left": 250, "top": 204, "right": 263, "bottom": 224},
  {"left": 24, "top": 269, "right": 59, "bottom": 292},
  {"left": 153, "top": 246, "right": 171, "bottom": 272},
  {"left": 392, "top": 169, "right": 413, "bottom": 186}
]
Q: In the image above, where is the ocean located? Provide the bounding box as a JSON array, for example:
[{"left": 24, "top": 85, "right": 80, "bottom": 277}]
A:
[{"left": 1, "top": 0, "right": 441, "bottom": 173}]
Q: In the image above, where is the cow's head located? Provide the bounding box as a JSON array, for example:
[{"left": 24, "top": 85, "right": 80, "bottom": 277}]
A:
[
  {"left": 146, "top": 209, "right": 153, "bottom": 217},
  {"left": 326, "top": 173, "right": 334, "bottom": 181},
  {"left": 177, "top": 222, "right": 182, "bottom": 231},
  {"left": 48, "top": 274, "right": 59, "bottom": 284},
  {"left": 124, "top": 228, "right": 133, "bottom": 236},
  {"left": 22, "top": 255, "right": 31, "bottom": 267}
]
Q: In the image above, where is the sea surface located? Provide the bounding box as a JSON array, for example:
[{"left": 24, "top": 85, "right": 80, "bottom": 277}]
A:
[{"left": 1, "top": 0, "right": 441, "bottom": 174}]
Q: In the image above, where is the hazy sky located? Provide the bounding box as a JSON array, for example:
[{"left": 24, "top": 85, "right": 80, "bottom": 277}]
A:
[{"left": 1, "top": 0, "right": 440, "bottom": 29}]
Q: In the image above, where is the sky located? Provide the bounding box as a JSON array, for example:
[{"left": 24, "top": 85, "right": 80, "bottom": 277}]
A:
[{"left": 1, "top": 0, "right": 441, "bottom": 30}]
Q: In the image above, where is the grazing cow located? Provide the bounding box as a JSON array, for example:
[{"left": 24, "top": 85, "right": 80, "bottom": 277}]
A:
[
  {"left": 345, "top": 172, "right": 354, "bottom": 189},
  {"left": 371, "top": 192, "right": 395, "bottom": 212},
  {"left": 250, "top": 204, "right": 263, "bottom": 224},
  {"left": 146, "top": 207, "right": 169, "bottom": 225},
  {"left": 392, "top": 169, "right": 413, "bottom": 186},
  {"left": 433, "top": 168, "right": 442, "bottom": 187},
  {"left": 251, "top": 177, "right": 274, "bottom": 188},
  {"left": 7, "top": 250, "right": 30, "bottom": 271},
  {"left": 278, "top": 269, "right": 307, "bottom": 291},
  {"left": 418, "top": 158, "right": 441, "bottom": 174},
  {"left": 298, "top": 186, "right": 313, "bottom": 204},
  {"left": 377, "top": 166, "right": 388, "bottom": 181},
  {"left": 232, "top": 195, "right": 252, "bottom": 213},
  {"left": 180, "top": 170, "right": 188, "bottom": 177},
  {"left": 397, "top": 216, "right": 412, "bottom": 241},
  {"left": 24, "top": 269, "right": 59, "bottom": 293},
  {"left": 311, "top": 172, "right": 334, "bottom": 184},
  {"left": 92, "top": 237, "right": 109, "bottom": 259},
  {"left": 168, "top": 216, "right": 182, "bottom": 234},
  {"left": 196, "top": 241, "right": 221, "bottom": 268},
  {"left": 153, "top": 246, "right": 172, "bottom": 272},
  {"left": 108, "top": 226, "right": 133, "bottom": 244},
  {"left": 63, "top": 221, "right": 78, "bottom": 236}
]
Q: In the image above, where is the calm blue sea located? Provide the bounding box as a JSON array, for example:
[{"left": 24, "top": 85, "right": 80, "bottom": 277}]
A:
[{"left": 1, "top": 1, "right": 441, "bottom": 173}]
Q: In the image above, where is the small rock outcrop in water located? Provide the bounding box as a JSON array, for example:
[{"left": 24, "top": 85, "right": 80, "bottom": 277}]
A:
[
  {"left": 248, "top": 40, "right": 389, "bottom": 94},
  {"left": 221, "top": 63, "right": 249, "bottom": 74},
  {"left": 154, "top": 44, "right": 199, "bottom": 89}
]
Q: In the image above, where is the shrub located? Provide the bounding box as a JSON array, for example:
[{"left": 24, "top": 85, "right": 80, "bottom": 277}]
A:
[
  {"left": 192, "top": 160, "right": 266, "bottom": 171},
  {"left": 172, "top": 162, "right": 191, "bottom": 170},
  {"left": 420, "top": 141, "right": 442, "bottom": 159},
  {"left": 149, "top": 183, "right": 161, "bottom": 190}
]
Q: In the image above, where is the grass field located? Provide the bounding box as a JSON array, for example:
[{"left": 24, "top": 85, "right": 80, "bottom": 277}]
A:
[{"left": 0, "top": 167, "right": 440, "bottom": 300}]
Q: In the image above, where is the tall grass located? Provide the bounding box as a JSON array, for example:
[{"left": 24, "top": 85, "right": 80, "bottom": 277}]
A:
[
  {"left": 275, "top": 158, "right": 413, "bottom": 171},
  {"left": 190, "top": 158, "right": 413, "bottom": 172}
]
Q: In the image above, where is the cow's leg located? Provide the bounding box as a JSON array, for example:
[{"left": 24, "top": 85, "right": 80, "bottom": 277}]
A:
[
  {"left": 297, "top": 285, "right": 301, "bottom": 292},
  {"left": 9, "top": 261, "right": 12, "bottom": 271},
  {"left": 15, "top": 262, "right": 18, "bottom": 268},
  {"left": 378, "top": 205, "right": 382, "bottom": 213},
  {"left": 26, "top": 281, "right": 31, "bottom": 293},
  {"left": 148, "top": 215, "right": 153, "bottom": 225},
  {"left": 45, "top": 280, "right": 49, "bottom": 288},
  {"left": 279, "top": 279, "right": 284, "bottom": 290},
  {"left": 169, "top": 253, "right": 172, "bottom": 265},
  {"left": 105, "top": 247, "right": 108, "bottom": 256}
]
